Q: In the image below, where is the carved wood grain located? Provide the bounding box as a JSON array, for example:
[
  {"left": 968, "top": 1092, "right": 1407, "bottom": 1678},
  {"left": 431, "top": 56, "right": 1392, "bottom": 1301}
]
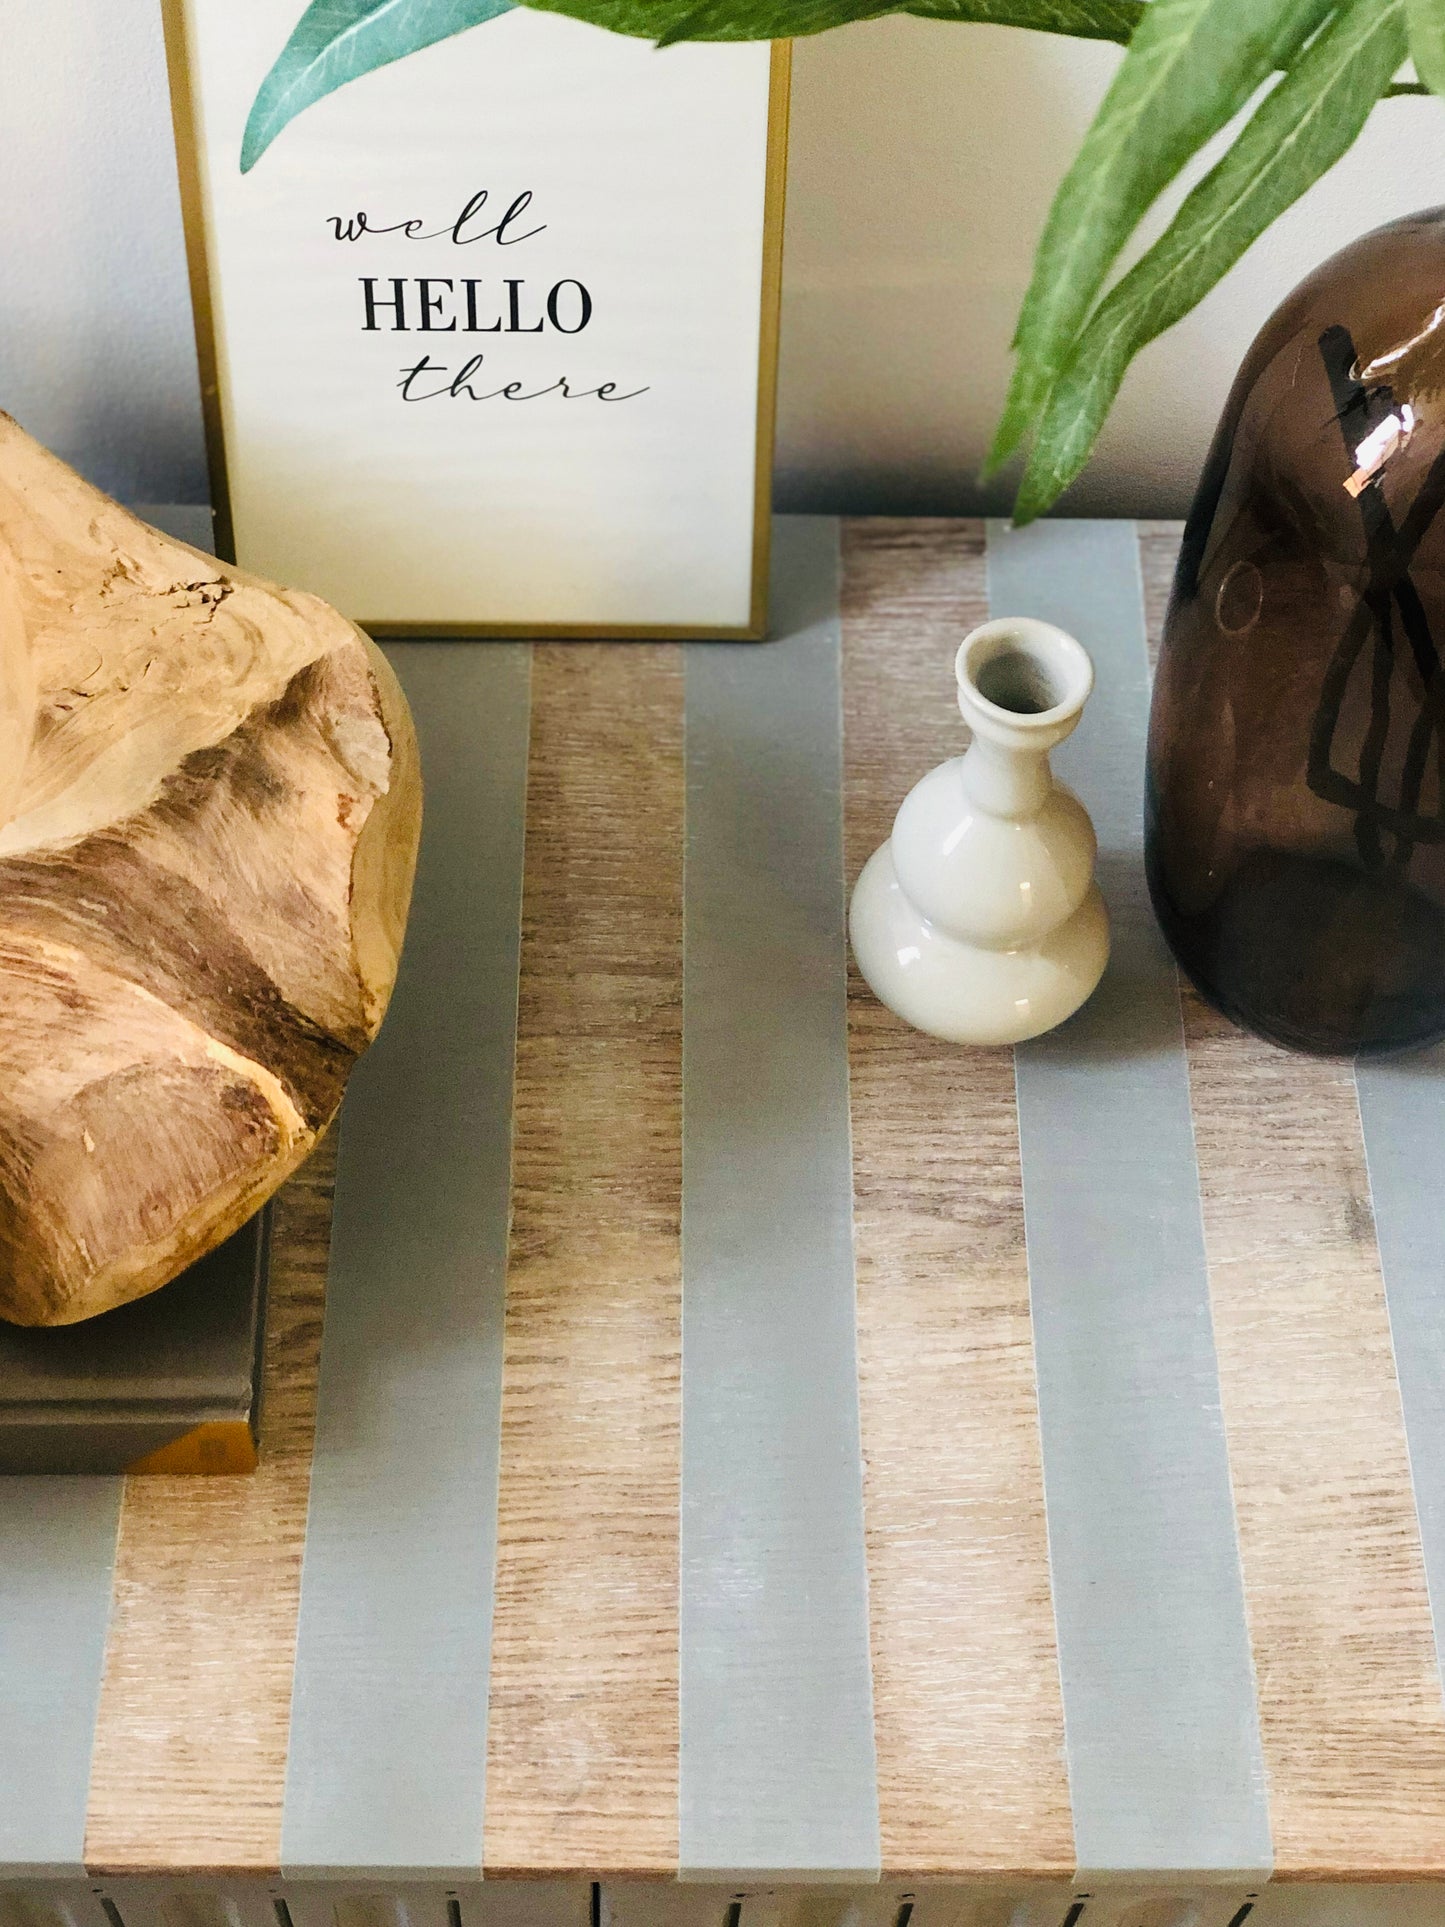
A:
[{"left": 0, "top": 420, "right": 418, "bottom": 1325}]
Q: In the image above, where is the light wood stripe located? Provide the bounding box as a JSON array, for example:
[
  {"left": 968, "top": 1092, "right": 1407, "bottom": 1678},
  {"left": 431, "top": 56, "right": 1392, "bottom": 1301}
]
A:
[
  {"left": 483, "top": 643, "right": 683, "bottom": 1879},
  {"left": 83, "top": 1137, "right": 330, "bottom": 1874},
  {"left": 842, "top": 519, "right": 1074, "bottom": 1881},
  {"left": 1140, "top": 529, "right": 1445, "bottom": 1877},
  {"left": 1137, "top": 522, "right": 1185, "bottom": 672},
  {"left": 1182, "top": 991, "right": 1445, "bottom": 1875}
]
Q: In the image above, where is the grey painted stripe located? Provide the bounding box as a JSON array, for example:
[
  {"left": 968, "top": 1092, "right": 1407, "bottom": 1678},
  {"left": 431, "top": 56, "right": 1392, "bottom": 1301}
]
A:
[
  {"left": 988, "top": 519, "right": 1271, "bottom": 1881},
  {"left": 281, "top": 641, "right": 530, "bottom": 1879},
  {"left": 1357, "top": 1047, "right": 1445, "bottom": 1699},
  {"left": 0, "top": 1478, "right": 121, "bottom": 1876},
  {"left": 679, "top": 515, "right": 880, "bottom": 1882}
]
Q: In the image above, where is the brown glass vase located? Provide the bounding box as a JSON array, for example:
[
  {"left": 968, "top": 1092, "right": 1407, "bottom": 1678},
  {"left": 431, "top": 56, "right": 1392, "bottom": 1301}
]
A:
[{"left": 1147, "top": 209, "right": 1445, "bottom": 1056}]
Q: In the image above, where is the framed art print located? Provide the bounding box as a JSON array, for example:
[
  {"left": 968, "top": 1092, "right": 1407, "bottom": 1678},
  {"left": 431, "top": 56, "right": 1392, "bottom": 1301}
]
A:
[{"left": 163, "top": 3, "right": 789, "bottom": 637}]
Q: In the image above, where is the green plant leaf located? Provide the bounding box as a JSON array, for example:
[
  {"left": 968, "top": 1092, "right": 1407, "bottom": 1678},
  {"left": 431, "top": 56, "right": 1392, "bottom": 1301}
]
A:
[
  {"left": 242, "top": 0, "right": 1148, "bottom": 177},
  {"left": 519, "top": 0, "right": 1139, "bottom": 42},
  {"left": 517, "top": 0, "right": 890, "bottom": 38},
  {"left": 1012, "top": 0, "right": 1406, "bottom": 522},
  {"left": 241, "top": 0, "right": 518, "bottom": 172},
  {"left": 1407, "top": 0, "right": 1445, "bottom": 95},
  {"left": 906, "top": 0, "right": 1143, "bottom": 44},
  {"left": 987, "top": 0, "right": 1334, "bottom": 475}
]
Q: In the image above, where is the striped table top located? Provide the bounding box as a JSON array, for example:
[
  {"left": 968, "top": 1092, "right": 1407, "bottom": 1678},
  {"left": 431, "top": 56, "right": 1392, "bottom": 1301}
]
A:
[{"left": 4, "top": 516, "right": 1445, "bottom": 1903}]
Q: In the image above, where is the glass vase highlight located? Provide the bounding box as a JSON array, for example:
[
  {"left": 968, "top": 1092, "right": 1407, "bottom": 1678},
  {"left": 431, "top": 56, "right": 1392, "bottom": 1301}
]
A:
[{"left": 1147, "top": 210, "right": 1445, "bottom": 1056}]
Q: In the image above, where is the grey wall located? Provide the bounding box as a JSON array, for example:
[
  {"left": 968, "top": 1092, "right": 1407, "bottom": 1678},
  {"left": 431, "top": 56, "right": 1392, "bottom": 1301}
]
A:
[
  {"left": 5, "top": 3, "right": 1445, "bottom": 516},
  {"left": 1, "top": 2, "right": 208, "bottom": 504}
]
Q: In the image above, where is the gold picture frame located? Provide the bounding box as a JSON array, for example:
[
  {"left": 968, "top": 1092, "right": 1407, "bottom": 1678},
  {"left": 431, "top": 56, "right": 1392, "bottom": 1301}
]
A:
[{"left": 162, "top": 6, "right": 791, "bottom": 640}]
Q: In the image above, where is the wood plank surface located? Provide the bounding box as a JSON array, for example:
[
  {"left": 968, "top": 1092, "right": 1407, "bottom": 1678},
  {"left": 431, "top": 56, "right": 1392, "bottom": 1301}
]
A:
[
  {"left": 83, "top": 1134, "right": 332, "bottom": 1874},
  {"left": 482, "top": 644, "right": 684, "bottom": 1879},
  {"left": 841, "top": 520, "right": 1074, "bottom": 1880},
  {"left": 1139, "top": 528, "right": 1445, "bottom": 1877},
  {"left": 41, "top": 520, "right": 1445, "bottom": 1886}
]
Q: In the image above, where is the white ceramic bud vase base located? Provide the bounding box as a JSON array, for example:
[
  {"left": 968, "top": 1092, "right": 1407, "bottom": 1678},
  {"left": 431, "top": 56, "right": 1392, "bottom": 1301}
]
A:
[{"left": 849, "top": 616, "right": 1109, "bottom": 1046}]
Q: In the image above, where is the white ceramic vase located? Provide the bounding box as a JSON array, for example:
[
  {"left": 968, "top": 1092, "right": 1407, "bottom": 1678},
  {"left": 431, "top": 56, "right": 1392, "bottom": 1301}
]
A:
[{"left": 849, "top": 616, "right": 1109, "bottom": 1046}]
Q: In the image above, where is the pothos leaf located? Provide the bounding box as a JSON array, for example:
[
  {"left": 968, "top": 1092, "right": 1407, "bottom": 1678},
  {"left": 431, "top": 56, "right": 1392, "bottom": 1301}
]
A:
[
  {"left": 1012, "top": 0, "right": 1407, "bottom": 522},
  {"left": 988, "top": 0, "right": 1336, "bottom": 475},
  {"left": 1407, "top": 0, "right": 1445, "bottom": 97},
  {"left": 241, "top": 0, "right": 517, "bottom": 173}
]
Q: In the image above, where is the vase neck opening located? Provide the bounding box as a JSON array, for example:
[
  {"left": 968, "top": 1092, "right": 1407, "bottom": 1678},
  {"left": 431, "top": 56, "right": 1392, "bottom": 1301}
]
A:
[
  {"left": 953, "top": 618, "right": 1092, "bottom": 818},
  {"left": 956, "top": 617, "right": 1093, "bottom": 748}
]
